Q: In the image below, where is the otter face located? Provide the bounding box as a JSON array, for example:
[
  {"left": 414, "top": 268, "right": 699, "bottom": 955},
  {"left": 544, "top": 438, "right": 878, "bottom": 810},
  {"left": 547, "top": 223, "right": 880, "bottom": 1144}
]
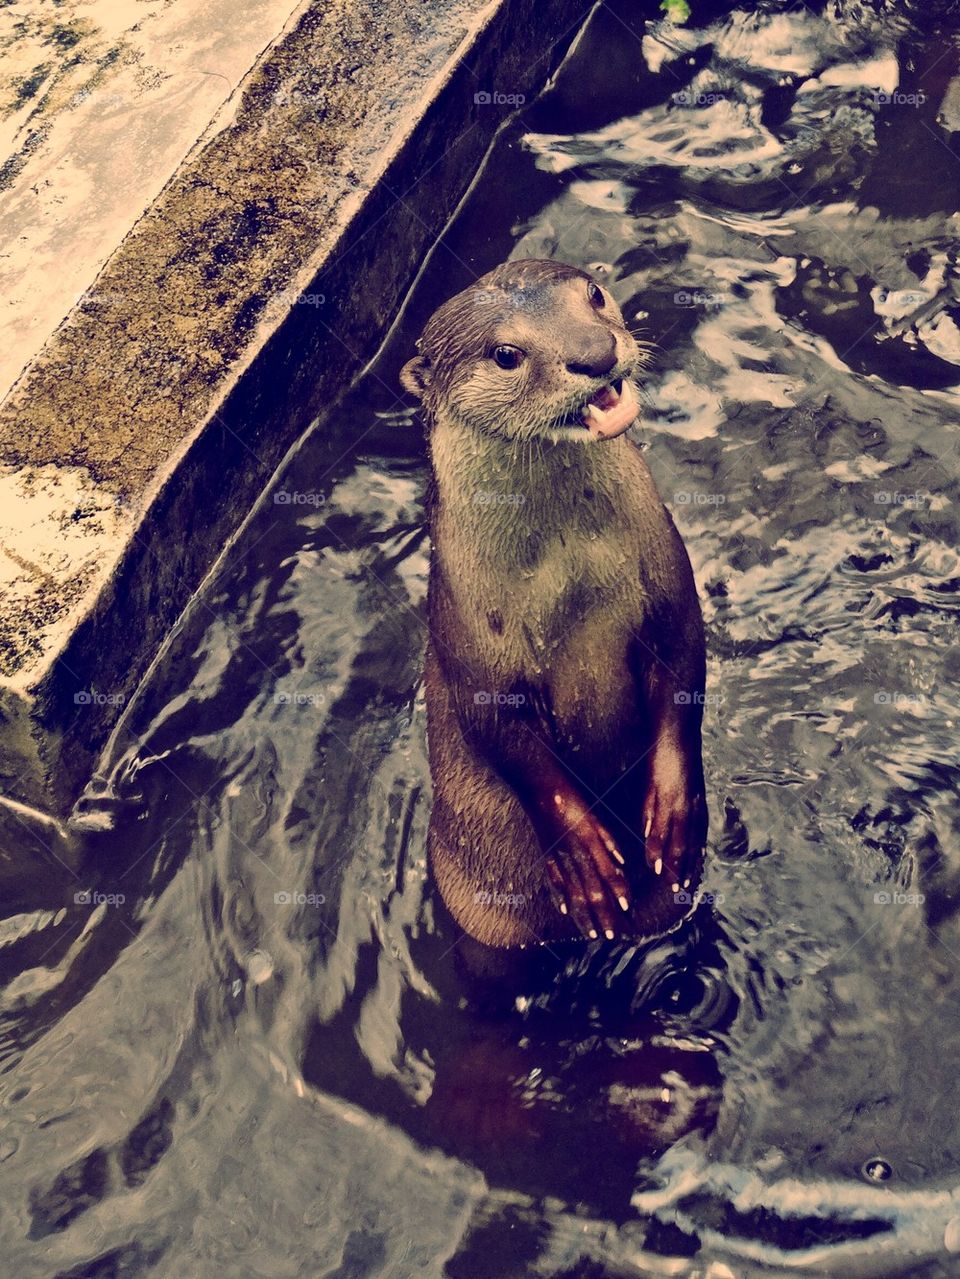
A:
[{"left": 400, "top": 260, "right": 647, "bottom": 444}]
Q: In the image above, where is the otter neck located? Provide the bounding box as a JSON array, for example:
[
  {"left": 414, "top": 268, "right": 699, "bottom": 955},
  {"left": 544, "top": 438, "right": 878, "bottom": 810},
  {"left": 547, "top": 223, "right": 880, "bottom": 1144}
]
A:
[{"left": 429, "top": 415, "right": 632, "bottom": 546}]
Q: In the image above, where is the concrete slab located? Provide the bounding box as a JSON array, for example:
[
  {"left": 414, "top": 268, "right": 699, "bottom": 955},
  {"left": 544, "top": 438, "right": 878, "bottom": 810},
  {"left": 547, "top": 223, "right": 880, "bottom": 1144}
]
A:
[
  {"left": 0, "top": 0, "right": 593, "bottom": 823},
  {"left": 0, "top": 0, "right": 304, "bottom": 400}
]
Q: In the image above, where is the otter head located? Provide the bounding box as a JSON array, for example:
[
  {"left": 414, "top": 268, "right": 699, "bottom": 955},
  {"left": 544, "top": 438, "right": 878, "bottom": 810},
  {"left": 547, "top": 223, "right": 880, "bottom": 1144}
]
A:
[{"left": 400, "top": 259, "right": 646, "bottom": 444}]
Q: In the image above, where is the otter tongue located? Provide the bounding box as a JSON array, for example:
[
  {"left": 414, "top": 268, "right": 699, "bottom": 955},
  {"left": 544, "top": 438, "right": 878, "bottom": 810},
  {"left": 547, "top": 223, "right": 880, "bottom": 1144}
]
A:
[{"left": 581, "top": 380, "right": 639, "bottom": 440}]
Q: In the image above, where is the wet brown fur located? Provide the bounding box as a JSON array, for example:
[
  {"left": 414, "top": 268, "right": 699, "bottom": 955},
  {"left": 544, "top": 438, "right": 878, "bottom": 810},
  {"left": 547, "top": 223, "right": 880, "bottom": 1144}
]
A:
[{"left": 403, "top": 259, "right": 707, "bottom": 950}]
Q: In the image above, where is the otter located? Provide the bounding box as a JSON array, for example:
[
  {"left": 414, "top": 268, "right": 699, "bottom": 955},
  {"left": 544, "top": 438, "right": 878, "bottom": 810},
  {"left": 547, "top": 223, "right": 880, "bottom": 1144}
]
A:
[{"left": 401, "top": 259, "right": 707, "bottom": 950}]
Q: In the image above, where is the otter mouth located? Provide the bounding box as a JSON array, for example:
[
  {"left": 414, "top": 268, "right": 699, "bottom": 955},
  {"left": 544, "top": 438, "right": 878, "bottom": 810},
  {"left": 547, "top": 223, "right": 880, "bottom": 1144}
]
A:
[{"left": 556, "top": 378, "right": 640, "bottom": 441}]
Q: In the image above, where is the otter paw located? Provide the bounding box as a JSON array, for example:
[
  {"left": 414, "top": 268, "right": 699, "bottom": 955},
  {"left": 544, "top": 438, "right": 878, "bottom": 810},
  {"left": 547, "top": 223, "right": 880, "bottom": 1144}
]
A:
[
  {"left": 642, "top": 785, "right": 706, "bottom": 893},
  {"left": 541, "top": 807, "right": 632, "bottom": 941}
]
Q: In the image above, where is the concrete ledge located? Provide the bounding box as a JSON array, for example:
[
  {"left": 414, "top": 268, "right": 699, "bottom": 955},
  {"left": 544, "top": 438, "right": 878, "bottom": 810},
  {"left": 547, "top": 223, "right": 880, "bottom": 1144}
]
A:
[
  {"left": 0, "top": 0, "right": 592, "bottom": 816},
  {"left": 0, "top": 0, "right": 305, "bottom": 398}
]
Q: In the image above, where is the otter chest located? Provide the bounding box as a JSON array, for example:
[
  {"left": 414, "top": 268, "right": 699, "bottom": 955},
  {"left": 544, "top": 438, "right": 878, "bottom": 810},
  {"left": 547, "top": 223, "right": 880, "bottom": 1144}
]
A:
[{"left": 444, "top": 518, "right": 641, "bottom": 675}]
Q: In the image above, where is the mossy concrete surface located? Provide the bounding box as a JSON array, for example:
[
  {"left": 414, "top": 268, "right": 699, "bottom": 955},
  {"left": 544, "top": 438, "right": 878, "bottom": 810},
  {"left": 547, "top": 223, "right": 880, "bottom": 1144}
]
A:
[
  {"left": 0, "top": 0, "right": 303, "bottom": 400},
  {"left": 0, "top": 0, "right": 591, "bottom": 829}
]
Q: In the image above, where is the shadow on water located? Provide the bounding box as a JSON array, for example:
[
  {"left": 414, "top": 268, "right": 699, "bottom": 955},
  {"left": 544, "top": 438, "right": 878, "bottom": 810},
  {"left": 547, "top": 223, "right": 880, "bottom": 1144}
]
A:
[{"left": 3, "top": 0, "right": 960, "bottom": 1273}]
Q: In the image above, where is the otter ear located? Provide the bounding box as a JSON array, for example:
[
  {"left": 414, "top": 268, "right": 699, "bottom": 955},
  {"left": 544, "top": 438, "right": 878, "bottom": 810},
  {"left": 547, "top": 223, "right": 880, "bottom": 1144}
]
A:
[{"left": 400, "top": 354, "right": 432, "bottom": 399}]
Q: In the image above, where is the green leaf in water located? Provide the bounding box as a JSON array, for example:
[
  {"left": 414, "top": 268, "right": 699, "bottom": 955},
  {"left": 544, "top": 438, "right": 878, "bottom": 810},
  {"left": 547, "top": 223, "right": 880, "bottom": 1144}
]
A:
[{"left": 660, "top": 0, "right": 691, "bottom": 23}]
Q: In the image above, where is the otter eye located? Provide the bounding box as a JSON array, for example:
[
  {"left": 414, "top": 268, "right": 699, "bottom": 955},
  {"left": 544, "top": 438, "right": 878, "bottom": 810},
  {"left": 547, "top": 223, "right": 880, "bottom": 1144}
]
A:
[
  {"left": 491, "top": 344, "right": 524, "bottom": 370},
  {"left": 587, "top": 281, "right": 605, "bottom": 309}
]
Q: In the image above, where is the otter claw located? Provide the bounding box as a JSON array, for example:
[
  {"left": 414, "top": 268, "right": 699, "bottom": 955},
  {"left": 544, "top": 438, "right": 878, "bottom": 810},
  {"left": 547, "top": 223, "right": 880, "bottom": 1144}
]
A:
[
  {"left": 538, "top": 787, "right": 631, "bottom": 941},
  {"left": 641, "top": 756, "right": 707, "bottom": 891}
]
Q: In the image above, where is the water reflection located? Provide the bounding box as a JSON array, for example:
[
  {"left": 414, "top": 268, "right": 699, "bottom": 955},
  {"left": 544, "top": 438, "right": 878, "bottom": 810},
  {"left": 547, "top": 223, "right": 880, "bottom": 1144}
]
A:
[{"left": 2, "top": 0, "right": 960, "bottom": 1274}]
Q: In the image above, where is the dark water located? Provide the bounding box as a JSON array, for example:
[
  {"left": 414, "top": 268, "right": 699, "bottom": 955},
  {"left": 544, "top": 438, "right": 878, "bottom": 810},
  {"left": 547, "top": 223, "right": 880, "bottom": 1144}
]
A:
[{"left": 4, "top": 0, "right": 960, "bottom": 1274}]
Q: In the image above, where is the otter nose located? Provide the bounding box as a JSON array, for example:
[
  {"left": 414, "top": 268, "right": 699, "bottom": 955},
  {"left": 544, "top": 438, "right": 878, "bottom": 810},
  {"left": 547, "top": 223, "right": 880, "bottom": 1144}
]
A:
[{"left": 565, "top": 333, "right": 617, "bottom": 378}]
